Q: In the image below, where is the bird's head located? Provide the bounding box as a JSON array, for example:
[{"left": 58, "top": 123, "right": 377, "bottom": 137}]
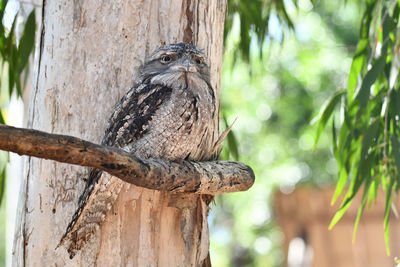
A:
[{"left": 139, "top": 43, "right": 211, "bottom": 86}]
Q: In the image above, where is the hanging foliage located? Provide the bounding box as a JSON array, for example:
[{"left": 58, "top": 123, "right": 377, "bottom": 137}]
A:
[
  {"left": 314, "top": 0, "right": 400, "bottom": 255},
  {"left": 224, "top": 0, "right": 303, "bottom": 61},
  {"left": 0, "top": 0, "right": 36, "bottom": 206}
]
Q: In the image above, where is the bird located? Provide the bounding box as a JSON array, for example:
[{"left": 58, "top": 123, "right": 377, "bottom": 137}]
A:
[{"left": 57, "top": 43, "right": 219, "bottom": 258}]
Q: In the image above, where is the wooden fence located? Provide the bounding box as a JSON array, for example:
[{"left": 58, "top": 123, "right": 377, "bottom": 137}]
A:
[{"left": 275, "top": 186, "right": 400, "bottom": 267}]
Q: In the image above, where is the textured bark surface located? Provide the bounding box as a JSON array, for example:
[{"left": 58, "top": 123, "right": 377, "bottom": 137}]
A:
[
  {"left": 0, "top": 124, "right": 254, "bottom": 194},
  {"left": 12, "top": 0, "right": 227, "bottom": 266}
]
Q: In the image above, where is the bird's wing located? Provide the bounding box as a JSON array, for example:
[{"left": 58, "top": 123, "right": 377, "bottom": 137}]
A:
[{"left": 57, "top": 83, "right": 173, "bottom": 257}]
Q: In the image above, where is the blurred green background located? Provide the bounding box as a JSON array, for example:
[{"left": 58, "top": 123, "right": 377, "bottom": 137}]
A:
[{"left": 210, "top": 1, "right": 360, "bottom": 266}]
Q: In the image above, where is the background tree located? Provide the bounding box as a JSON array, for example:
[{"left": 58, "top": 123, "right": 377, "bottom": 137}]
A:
[{"left": 12, "top": 0, "right": 226, "bottom": 266}]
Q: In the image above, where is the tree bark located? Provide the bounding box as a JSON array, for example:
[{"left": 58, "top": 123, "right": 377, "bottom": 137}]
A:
[{"left": 12, "top": 0, "right": 227, "bottom": 266}]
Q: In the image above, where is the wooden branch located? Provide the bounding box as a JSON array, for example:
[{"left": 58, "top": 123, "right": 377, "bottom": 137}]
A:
[{"left": 0, "top": 125, "right": 254, "bottom": 194}]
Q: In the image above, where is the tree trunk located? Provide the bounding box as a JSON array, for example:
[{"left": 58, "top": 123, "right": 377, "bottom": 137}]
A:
[{"left": 12, "top": 0, "right": 226, "bottom": 266}]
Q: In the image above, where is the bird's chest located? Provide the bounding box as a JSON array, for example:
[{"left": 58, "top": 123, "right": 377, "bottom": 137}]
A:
[{"left": 129, "top": 86, "right": 216, "bottom": 161}]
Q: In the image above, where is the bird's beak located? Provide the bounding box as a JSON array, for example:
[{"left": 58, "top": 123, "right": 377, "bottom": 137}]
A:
[{"left": 182, "top": 59, "right": 197, "bottom": 73}]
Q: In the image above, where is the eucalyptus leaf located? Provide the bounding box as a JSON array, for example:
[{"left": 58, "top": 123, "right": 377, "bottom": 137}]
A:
[
  {"left": 223, "top": 115, "right": 239, "bottom": 161},
  {"left": 352, "top": 174, "right": 372, "bottom": 242},
  {"left": 0, "top": 169, "right": 4, "bottom": 206},
  {"left": 17, "top": 11, "right": 35, "bottom": 73},
  {"left": 383, "top": 178, "right": 394, "bottom": 255},
  {"left": 0, "top": 111, "right": 4, "bottom": 124},
  {"left": 313, "top": 90, "right": 346, "bottom": 150},
  {"left": 356, "top": 55, "right": 386, "bottom": 109}
]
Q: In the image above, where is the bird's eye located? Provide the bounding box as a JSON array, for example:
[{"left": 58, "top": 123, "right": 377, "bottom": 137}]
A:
[
  {"left": 195, "top": 57, "right": 204, "bottom": 65},
  {"left": 160, "top": 55, "right": 172, "bottom": 63}
]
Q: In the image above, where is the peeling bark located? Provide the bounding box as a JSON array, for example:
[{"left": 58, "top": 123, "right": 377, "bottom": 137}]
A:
[{"left": 13, "top": 0, "right": 228, "bottom": 266}]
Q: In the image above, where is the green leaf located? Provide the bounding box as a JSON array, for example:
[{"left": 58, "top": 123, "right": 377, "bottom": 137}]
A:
[
  {"left": 329, "top": 197, "right": 352, "bottom": 229},
  {"left": 347, "top": 126, "right": 376, "bottom": 201},
  {"left": 8, "top": 61, "right": 14, "bottom": 97},
  {"left": 347, "top": 39, "right": 368, "bottom": 100},
  {"left": 331, "top": 168, "right": 348, "bottom": 205},
  {"left": 6, "top": 14, "right": 18, "bottom": 51},
  {"left": 6, "top": 15, "right": 18, "bottom": 97},
  {"left": 380, "top": 6, "right": 390, "bottom": 57},
  {"left": 383, "top": 178, "right": 394, "bottom": 256},
  {"left": 220, "top": 145, "right": 230, "bottom": 161},
  {"left": 0, "top": 0, "right": 9, "bottom": 22},
  {"left": 347, "top": 0, "right": 377, "bottom": 100},
  {"left": 352, "top": 147, "right": 375, "bottom": 241},
  {"left": 392, "top": 135, "right": 400, "bottom": 178},
  {"left": 391, "top": 89, "right": 400, "bottom": 121},
  {"left": 17, "top": 10, "right": 36, "bottom": 73},
  {"left": 360, "top": 118, "right": 380, "bottom": 161},
  {"left": 313, "top": 90, "right": 346, "bottom": 150},
  {"left": 227, "top": 130, "right": 239, "bottom": 161},
  {"left": 331, "top": 119, "right": 339, "bottom": 161},
  {"left": 223, "top": 115, "right": 239, "bottom": 160},
  {"left": 0, "top": 110, "right": 4, "bottom": 124},
  {"left": 368, "top": 177, "right": 379, "bottom": 208},
  {"left": 277, "top": 0, "right": 294, "bottom": 30},
  {"left": 0, "top": 168, "right": 4, "bottom": 207},
  {"left": 352, "top": 177, "right": 372, "bottom": 242},
  {"left": 337, "top": 118, "right": 350, "bottom": 159},
  {"left": 331, "top": 137, "right": 369, "bottom": 228},
  {"left": 356, "top": 55, "right": 387, "bottom": 109},
  {"left": 239, "top": 14, "right": 251, "bottom": 61}
]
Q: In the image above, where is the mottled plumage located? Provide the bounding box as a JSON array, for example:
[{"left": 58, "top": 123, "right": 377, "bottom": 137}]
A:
[{"left": 57, "top": 43, "right": 218, "bottom": 258}]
